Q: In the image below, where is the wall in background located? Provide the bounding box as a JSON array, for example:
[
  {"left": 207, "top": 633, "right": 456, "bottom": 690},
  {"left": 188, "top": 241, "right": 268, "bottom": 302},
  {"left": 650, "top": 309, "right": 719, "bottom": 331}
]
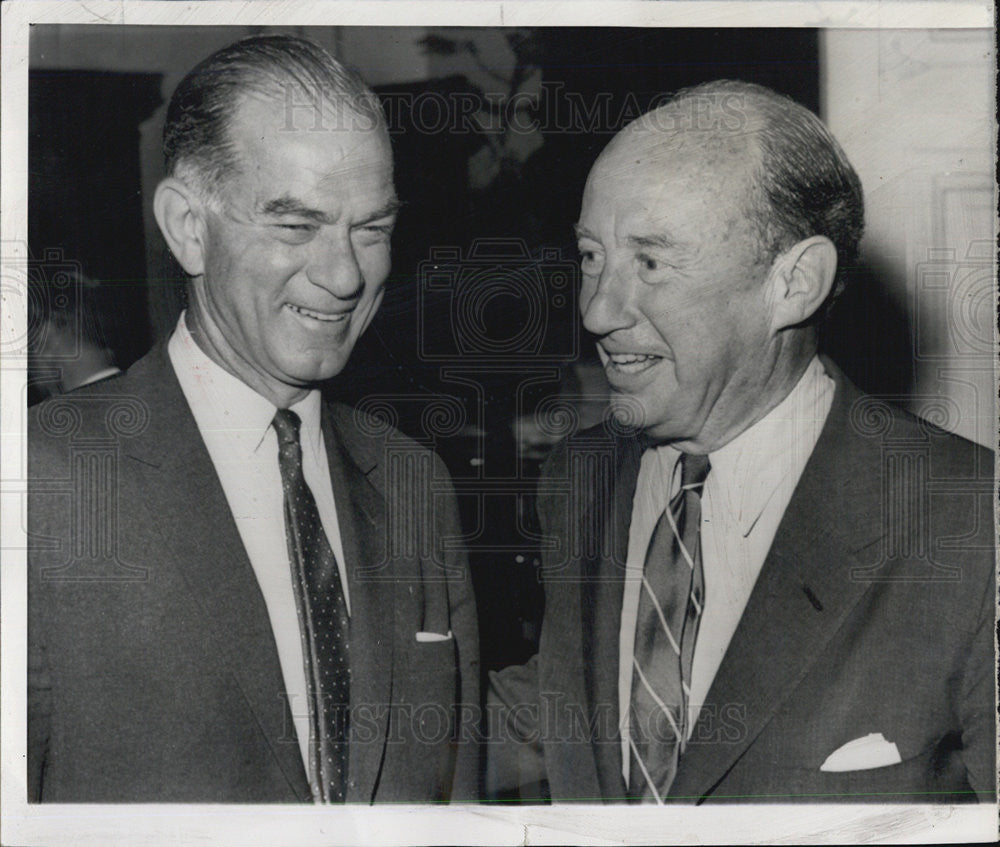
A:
[
  {"left": 339, "top": 26, "right": 430, "bottom": 84},
  {"left": 821, "top": 28, "right": 995, "bottom": 449}
]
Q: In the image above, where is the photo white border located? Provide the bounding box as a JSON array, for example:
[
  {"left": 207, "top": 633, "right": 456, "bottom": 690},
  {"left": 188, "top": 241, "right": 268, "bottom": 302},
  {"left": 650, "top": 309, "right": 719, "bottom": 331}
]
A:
[{"left": 2, "top": 2, "right": 996, "bottom": 845}]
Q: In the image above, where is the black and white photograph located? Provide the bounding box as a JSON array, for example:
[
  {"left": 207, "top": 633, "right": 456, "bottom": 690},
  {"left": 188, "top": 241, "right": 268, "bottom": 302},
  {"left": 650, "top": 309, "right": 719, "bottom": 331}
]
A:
[{"left": 1, "top": 1, "right": 996, "bottom": 844}]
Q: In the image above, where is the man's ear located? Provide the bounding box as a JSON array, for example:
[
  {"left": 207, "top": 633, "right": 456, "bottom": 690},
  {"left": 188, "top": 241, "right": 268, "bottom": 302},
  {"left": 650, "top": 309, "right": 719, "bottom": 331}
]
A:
[
  {"left": 153, "top": 178, "right": 209, "bottom": 277},
  {"left": 765, "top": 235, "right": 838, "bottom": 333}
]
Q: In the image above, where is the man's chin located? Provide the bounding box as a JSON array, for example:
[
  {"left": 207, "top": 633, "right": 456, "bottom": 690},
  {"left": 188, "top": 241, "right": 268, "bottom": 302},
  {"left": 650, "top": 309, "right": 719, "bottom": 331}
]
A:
[{"left": 606, "top": 394, "right": 651, "bottom": 433}]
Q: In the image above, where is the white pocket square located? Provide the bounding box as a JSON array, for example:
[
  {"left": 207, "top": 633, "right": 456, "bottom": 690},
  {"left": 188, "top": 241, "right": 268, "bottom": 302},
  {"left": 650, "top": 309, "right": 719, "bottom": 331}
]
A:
[
  {"left": 820, "top": 733, "right": 902, "bottom": 772},
  {"left": 415, "top": 630, "right": 453, "bottom": 643}
]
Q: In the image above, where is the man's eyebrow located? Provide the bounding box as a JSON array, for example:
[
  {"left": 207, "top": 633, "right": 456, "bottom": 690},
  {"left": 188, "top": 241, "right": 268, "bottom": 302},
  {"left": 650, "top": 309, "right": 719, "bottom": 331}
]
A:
[
  {"left": 573, "top": 225, "right": 684, "bottom": 251},
  {"left": 258, "top": 196, "right": 404, "bottom": 225},
  {"left": 259, "top": 196, "right": 331, "bottom": 223},
  {"left": 626, "top": 233, "right": 682, "bottom": 251}
]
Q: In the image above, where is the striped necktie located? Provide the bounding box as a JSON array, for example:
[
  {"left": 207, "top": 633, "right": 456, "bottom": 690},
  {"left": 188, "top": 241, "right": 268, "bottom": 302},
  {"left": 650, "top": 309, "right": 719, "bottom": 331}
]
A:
[
  {"left": 273, "top": 409, "right": 350, "bottom": 803},
  {"left": 628, "top": 451, "right": 710, "bottom": 803}
]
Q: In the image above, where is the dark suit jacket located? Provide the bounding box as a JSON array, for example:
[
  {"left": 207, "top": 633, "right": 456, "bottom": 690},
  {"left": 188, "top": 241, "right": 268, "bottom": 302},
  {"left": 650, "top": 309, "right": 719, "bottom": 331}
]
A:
[
  {"left": 488, "top": 360, "right": 996, "bottom": 803},
  {"left": 28, "top": 343, "right": 479, "bottom": 803}
]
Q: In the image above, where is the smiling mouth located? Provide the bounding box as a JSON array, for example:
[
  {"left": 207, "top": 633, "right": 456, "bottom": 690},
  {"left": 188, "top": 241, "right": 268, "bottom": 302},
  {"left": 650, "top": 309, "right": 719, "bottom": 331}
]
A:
[
  {"left": 604, "top": 352, "right": 663, "bottom": 374},
  {"left": 285, "top": 303, "right": 351, "bottom": 323}
]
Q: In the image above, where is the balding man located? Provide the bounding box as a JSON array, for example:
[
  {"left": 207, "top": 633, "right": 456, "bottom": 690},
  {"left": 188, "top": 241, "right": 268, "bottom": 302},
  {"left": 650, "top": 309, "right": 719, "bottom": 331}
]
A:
[
  {"left": 28, "top": 35, "right": 478, "bottom": 804},
  {"left": 487, "top": 80, "right": 995, "bottom": 804}
]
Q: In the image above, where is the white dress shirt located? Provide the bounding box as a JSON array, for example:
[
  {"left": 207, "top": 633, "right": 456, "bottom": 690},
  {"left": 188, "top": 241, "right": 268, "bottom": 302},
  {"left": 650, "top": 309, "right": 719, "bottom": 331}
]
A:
[
  {"left": 168, "top": 312, "right": 350, "bottom": 775},
  {"left": 618, "top": 356, "right": 835, "bottom": 783}
]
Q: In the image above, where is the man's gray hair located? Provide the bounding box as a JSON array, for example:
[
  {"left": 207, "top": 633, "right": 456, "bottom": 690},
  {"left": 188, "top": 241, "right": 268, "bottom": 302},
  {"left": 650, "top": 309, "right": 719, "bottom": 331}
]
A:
[{"left": 163, "top": 34, "right": 385, "bottom": 205}]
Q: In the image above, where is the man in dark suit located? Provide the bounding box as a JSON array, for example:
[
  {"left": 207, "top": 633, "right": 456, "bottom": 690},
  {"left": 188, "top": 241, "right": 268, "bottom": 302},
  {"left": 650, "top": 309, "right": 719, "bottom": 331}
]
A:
[
  {"left": 488, "top": 80, "right": 995, "bottom": 804},
  {"left": 28, "top": 35, "right": 478, "bottom": 803}
]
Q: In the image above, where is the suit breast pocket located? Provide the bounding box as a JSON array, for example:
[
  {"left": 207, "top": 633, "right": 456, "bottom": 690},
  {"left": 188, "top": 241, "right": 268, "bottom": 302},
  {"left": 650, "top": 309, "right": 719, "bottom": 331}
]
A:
[{"left": 788, "top": 735, "right": 975, "bottom": 802}]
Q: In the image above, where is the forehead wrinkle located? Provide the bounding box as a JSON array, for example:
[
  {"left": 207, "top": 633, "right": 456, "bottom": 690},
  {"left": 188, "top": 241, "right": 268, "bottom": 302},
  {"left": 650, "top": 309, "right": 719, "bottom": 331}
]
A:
[
  {"left": 237, "top": 85, "right": 382, "bottom": 138},
  {"left": 596, "top": 128, "right": 760, "bottom": 237},
  {"left": 250, "top": 153, "right": 392, "bottom": 215},
  {"left": 230, "top": 94, "right": 391, "bottom": 171},
  {"left": 315, "top": 154, "right": 392, "bottom": 188},
  {"left": 590, "top": 150, "right": 647, "bottom": 188},
  {"left": 606, "top": 112, "right": 762, "bottom": 177},
  {"left": 253, "top": 177, "right": 397, "bottom": 226}
]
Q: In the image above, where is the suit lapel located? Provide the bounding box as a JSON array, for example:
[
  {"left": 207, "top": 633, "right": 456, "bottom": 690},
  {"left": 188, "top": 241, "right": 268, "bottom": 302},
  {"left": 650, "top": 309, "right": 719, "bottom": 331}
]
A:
[
  {"left": 120, "top": 346, "right": 311, "bottom": 801},
  {"left": 670, "top": 366, "right": 885, "bottom": 801},
  {"left": 322, "top": 404, "right": 394, "bottom": 803},
  {"left": 581, "top": 433, "right": 642, "bottom": 801}
]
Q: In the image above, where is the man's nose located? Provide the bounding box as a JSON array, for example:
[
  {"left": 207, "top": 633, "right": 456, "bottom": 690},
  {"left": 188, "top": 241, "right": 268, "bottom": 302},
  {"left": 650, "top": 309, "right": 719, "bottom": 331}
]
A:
[
  {"left": 580, "top": 261, "right": 635, "bottom": 336},
  {"left": 306, "top": 231, "right": 364, "bottom": 299}
]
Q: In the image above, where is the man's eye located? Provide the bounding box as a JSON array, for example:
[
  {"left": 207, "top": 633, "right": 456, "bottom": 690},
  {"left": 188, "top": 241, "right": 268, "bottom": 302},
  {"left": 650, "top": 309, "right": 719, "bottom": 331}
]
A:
[
  {"left": 271, "top": 223, "right": 318, "bottom": 244},
  {"left": 355, "top": 224, "right": 394, "bottom": 241},
  {"left": 578, "top": 246, "right": 603, "bottom": 273},
  {"left": 637, "top": 253, "right": 679, "bottom": 279},
  {"left": 272, "top": 223, "right": 317, "bottom": 239}
]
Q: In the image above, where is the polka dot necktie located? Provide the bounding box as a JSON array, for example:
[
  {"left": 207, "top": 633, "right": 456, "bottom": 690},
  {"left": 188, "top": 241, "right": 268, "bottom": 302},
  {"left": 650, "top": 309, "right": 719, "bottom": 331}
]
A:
[
  {"left": 629, "top": 452, "right": 710, "bottom": 803},
  {"left": 273, "top": 409, "right": 350, "bottom": 804}
]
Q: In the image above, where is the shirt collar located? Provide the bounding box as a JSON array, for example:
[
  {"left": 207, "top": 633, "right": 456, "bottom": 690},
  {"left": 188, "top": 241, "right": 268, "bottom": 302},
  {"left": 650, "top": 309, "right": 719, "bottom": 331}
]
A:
[
  {"left": 648, "top": 356, "right": 834, "bottom": 537},
  {"left": 168, "top": 310, "right": 322, "bottom": 457},
  {"left": 707, "top": 356, "right": 834, "bottom": 536}
]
